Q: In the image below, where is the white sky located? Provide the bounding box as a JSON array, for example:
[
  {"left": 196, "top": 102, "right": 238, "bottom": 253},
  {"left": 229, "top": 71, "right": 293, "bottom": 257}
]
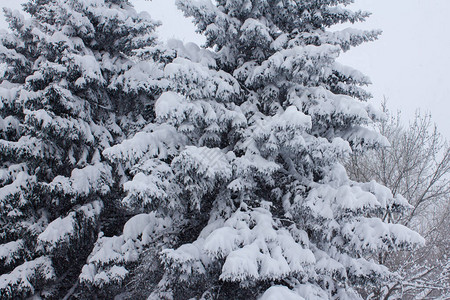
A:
[{"left": 1, "top": 0, "right": 449, "bottom": 138}]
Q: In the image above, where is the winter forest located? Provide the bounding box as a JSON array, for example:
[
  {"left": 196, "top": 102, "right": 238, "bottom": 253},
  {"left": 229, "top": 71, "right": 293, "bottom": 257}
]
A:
[{"left": 0, "top": 0, "right": 448, "bottom": 299}]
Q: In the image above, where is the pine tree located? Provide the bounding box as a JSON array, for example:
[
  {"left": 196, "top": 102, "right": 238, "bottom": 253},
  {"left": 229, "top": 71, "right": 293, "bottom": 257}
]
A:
[
  {"left": 0, "top": 0, "right": 164, "bottom": 298},
  {"left": 80, "top": 1, "right": 424, "bottom": 300},
  {"left": 163, "top": 0, "right": 423, "bottom": 298}
]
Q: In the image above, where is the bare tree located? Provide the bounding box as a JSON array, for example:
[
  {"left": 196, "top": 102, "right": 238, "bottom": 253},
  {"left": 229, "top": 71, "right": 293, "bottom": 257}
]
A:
[{"left": 346, "top": 102, "right": 450, "bottom": 299}]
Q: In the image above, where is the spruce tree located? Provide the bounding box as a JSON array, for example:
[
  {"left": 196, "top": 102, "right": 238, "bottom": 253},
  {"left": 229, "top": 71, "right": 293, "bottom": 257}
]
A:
[
  {"left": 0, "top": 0, "right": 164, "bottom": 298},
  {"left": 81, "top": 1, "right": 425, "bottom": 300}
]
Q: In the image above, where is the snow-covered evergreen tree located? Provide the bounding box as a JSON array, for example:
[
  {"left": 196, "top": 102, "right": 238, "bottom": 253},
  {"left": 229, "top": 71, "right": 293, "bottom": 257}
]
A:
[
  {"left": 80, "top": 1, "right": 425, "bottom": 299},
  {"left": 156, "top": 1, "right": 422, "bottom": 299},
  {"left": 0, "top": 0, "right": 164, "bottom": 298}
]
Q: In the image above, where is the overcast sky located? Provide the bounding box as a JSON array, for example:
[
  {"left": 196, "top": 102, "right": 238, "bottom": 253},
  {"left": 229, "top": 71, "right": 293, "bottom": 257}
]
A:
[{"left": 1, "top": 0, "right": 449, "bottom": 138}]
